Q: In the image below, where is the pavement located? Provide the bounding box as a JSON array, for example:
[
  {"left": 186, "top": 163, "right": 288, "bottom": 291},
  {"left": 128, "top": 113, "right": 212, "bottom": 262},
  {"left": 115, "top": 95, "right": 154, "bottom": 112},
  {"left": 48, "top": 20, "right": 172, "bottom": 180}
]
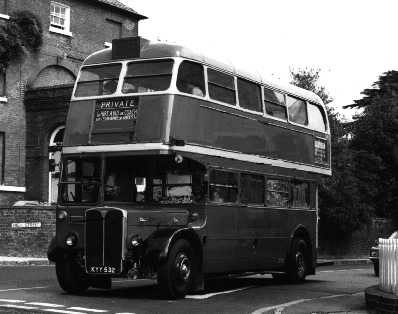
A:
[{"left": 0, "top": 256, "right": 371, "bottom": 266}]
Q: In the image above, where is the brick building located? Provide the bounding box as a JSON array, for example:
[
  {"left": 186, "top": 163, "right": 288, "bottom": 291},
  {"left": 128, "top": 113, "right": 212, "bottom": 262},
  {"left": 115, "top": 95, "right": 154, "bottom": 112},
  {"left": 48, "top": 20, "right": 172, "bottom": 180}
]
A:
[{"left": 0, "top": 0, "right": 146, "bottom": 205}]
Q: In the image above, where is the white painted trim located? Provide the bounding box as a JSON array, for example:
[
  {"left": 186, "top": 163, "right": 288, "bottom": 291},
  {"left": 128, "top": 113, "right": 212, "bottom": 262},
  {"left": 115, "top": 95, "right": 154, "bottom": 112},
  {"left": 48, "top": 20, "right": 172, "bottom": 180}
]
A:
[
  {"left": 49, "top": 26, "right": 73, "bottom": 37},
  {"left": 62, "top": 143, "right": 332, "bottom": 176},
  {"left": 0, "top": 13, "right": 10, "bottom": 20},
  {"left": 0, "top": 185, "right": 26, "bottom": 192},
  {"left": 0, "top": 96, "right": 8, "bottom": 103},
  {"left": 104, "top": 42, "right": 112, "bottom": 48}
]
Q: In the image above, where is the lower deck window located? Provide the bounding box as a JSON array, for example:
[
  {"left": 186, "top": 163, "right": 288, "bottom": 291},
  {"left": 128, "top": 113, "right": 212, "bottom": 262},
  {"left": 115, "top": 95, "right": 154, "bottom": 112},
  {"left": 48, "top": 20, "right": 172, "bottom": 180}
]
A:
[
  {"left": 209, "top": 170, "right": 238, "bottom": 203},
  {"left": 240, "top": 173, "right": 264, "bottom": 204},
  {"left": 265, "top": 179, "right": 290, "bottom": 207}
]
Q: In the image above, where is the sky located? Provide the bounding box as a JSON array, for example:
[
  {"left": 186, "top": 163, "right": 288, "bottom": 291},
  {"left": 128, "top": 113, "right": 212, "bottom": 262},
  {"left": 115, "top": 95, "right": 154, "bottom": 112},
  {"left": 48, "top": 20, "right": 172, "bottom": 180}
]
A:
[{"left": 121, "top": 0, "right": 398, "bottom": 120}]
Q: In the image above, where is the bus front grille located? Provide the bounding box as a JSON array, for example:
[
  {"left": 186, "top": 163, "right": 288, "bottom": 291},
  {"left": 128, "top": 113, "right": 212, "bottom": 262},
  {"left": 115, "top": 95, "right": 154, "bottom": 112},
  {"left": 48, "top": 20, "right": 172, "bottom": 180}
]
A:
[{"left": 85, "top": 208, "right": 124, "bottom": 275}]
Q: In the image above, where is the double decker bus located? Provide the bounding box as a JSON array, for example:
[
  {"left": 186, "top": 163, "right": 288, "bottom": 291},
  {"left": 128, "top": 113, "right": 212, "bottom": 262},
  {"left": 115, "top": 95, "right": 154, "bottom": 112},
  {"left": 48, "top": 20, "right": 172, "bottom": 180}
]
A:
[{"left": 48, "top": 37, "right": 331, "bottom": 298}]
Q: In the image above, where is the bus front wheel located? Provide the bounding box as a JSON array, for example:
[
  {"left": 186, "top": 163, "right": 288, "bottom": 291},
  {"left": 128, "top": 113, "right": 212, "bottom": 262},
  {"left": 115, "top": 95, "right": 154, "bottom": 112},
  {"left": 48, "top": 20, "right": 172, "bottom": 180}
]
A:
[
  {"left": 56, "top": 259, "right": 90, "bottom": 294},
  {"left": 286, "top": 237, "right": 308, "bottom": 283},
  {"left": 157, "top": 239, "right": 196, "bottom": 299}
]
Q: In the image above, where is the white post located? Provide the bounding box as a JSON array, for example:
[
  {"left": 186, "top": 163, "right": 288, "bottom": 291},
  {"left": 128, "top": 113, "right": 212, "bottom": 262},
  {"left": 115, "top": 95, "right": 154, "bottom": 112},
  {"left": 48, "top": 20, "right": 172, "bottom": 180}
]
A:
[{"left": 379, "top": 238, "right": 398, "bottom": 294}]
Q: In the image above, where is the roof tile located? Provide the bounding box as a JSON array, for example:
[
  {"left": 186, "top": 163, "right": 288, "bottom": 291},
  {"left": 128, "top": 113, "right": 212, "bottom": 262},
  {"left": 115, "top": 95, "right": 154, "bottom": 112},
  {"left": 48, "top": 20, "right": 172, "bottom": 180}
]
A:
[{"left": 95, "top": 0, "right": 146, "bottom": 18}]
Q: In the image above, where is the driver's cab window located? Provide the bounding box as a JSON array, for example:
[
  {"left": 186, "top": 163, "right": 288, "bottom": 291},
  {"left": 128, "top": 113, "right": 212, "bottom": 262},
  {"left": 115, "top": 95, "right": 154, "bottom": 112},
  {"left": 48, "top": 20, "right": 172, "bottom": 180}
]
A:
[{"left": 104, "top": 158, "right": 137, "bottom": 202}]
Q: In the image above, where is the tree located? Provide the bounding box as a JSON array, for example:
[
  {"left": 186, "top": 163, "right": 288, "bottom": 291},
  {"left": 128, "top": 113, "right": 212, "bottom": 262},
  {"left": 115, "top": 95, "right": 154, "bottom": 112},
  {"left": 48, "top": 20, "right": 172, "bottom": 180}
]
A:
[
  {"left": 290, "top": 68, "right": 370, "bottom": 239},
  {"left": 0, "top": 10, "right": 43, "bottom": 71},
  {"left": 344, "top": 71, "right": 398, "bottom": 222}
]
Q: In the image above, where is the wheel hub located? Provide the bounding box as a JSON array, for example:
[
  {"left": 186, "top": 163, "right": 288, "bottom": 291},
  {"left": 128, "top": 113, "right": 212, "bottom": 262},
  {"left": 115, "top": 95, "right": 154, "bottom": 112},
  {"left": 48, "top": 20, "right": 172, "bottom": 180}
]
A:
[
  {"left": 176, "top": 253, "right": 191, "bottom": 281},
  {"left": 296, "top": 252, "right": 305, "bottom": 276}
]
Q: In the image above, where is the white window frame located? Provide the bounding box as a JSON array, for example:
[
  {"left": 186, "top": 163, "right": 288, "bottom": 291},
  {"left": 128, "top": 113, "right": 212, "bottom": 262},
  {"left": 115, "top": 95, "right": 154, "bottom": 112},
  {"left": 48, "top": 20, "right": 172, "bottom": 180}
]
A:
[
  {"left": 0, "top": 71, "right": 6, "bottom": 103},
  {"left": 0, "top": 13, "right": 10, "bottom": 20},
  {"left": 49, "top": 1, "right": 72, "bottom": 37}
]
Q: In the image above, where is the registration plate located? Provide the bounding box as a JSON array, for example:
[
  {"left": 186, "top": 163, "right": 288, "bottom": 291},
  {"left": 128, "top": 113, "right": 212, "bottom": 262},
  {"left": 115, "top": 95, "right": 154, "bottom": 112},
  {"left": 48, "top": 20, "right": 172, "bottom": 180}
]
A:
[{"left": 89, "top": 266, "right": 117, "bottom": 274}]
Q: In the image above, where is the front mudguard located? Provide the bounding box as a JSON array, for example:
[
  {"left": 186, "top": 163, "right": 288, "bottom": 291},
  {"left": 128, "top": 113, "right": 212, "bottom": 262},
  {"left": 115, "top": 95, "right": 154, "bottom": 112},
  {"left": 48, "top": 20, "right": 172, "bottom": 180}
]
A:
[
  {"left": 47, "top": 236, "right": 80, "bottom": 263},
  {"left": 144, "top": 228, "right": 204, "bottom": 292}
]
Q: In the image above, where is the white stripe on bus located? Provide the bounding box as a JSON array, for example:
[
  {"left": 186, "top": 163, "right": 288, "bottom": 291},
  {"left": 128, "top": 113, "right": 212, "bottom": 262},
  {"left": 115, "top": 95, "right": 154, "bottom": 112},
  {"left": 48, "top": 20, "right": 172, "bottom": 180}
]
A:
[{"left": 62, "top": 143, "right": 331, "bottom": 176}]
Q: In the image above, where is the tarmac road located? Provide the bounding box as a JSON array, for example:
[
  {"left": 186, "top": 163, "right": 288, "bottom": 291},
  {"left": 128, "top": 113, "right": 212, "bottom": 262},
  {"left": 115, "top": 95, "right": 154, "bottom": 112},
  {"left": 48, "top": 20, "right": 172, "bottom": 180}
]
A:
[{"left": 0, "top": 264, "right": 377, "bottom": 314}]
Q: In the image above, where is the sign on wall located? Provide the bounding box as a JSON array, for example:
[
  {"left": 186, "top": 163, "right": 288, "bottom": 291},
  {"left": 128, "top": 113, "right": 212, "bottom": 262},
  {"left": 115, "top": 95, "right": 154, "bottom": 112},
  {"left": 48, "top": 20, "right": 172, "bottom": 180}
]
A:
[{"left": 11, "top": 222, "right": 42, "bottom": 229}]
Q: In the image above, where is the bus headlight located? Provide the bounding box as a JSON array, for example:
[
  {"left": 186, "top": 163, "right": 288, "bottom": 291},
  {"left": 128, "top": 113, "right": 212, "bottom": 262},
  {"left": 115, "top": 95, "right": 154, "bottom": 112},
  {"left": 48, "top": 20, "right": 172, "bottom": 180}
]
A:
[
  {"left": 128, "top": 235, "right": 142, "bottom": 249},
  {"left": 65, "top": 233, "right": 77, "bottom": 247},
  {"left": 57, "top": 210, "right": 68, "bottom": 221}
]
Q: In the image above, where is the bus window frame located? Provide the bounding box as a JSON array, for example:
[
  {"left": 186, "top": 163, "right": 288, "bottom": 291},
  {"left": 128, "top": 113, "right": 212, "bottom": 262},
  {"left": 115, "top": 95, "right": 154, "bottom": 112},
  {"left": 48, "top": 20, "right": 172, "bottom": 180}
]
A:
[
  {"left": 73, "top": 62, "right": 123, "bottom": 99},
  {"left": 208, "top": 168, "right": 239, "bottom": 205},
  {"left": 286, "top": 95, "right": 309, "bottom": 127},
  {"left": 262, "top": 86, "right": 288, "bottom": 122},
  {"left": 70, "top": 56, "right": 330, "bottom": 135},
  {"left": 71, "top": 58, "right": 178, "bottom": 101},
  {"left": 122, "top": 58, "right": 175, "bottom": 95}
]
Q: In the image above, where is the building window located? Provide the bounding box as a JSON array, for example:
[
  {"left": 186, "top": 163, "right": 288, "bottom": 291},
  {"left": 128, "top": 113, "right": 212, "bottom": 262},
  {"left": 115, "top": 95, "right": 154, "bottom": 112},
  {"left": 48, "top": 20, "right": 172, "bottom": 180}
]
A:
[
  {"left": 0, "top": 132, "right": 4, "bottom": 184},
  {"left": 0, "top": 71, "right": 6, "bottom": 101},
  {"left": 48, "top": 126, "right": 64, "bottom": 203},
  {"left": 49, "top": 2, "right": 72, "bottom": 36}
]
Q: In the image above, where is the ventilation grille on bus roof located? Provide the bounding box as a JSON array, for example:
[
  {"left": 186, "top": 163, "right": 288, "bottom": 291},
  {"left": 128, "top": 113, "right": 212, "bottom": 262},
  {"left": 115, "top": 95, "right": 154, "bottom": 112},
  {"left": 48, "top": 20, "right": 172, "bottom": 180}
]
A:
[{"left": 112, "top": 36, "right": 142, "bottom": 60}]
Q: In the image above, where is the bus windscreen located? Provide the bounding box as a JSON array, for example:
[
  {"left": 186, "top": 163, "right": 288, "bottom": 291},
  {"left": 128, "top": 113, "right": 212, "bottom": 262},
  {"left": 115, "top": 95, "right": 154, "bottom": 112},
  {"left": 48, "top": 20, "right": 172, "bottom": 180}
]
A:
[
  {"left": 74, "top": 63, "right": 122, "bottom": 97},
  {"left": 122, "top": 59, "right": 173, "bottom": 94}
]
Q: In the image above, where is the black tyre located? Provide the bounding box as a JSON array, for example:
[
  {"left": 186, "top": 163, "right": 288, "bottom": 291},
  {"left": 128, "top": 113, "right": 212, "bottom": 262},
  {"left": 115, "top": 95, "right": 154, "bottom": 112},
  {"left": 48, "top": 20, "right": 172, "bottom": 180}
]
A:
[
  {"left": 157, "top": 239, "right": 196, "bottom": 299},
  {"left": 286, "top": 238, "right": 308, "bottom": 283},
  {"left": 56, "top": 259, "right": 90, "bottom": 294},
  {"left": 374, "top": 262, "right": 379, "bottom": 276}
]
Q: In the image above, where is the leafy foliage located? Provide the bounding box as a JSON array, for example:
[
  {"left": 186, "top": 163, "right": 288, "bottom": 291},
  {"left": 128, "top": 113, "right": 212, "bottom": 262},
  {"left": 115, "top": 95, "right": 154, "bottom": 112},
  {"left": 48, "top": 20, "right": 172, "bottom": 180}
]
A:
[
  {"left": 0, "top": 10, "right": 43, "bottom": 71},
  {"left": 345, "top": 71, "right": 398, "bottom": 223},
  {"left": 290, "top": 68, "right": 371, "bottom": 239}
]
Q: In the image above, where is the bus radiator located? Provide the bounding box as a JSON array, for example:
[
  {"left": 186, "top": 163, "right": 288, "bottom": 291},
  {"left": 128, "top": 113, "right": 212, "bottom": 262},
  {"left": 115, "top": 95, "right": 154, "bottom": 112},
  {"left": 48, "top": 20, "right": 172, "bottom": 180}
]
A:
[{"left": 85, "top": 208, "right": 124, "bottom": 275}]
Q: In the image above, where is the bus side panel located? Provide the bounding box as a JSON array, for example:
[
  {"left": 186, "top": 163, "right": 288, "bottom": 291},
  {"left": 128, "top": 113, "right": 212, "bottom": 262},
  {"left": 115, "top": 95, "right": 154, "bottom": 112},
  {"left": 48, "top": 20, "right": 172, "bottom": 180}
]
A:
[
  {"left": 254, "top": 208, "right": 317, "bottom": 270},
  {"left": 64, "top": 95, "right": 173, "bottom": 147},
  {"left": 64, "top": 100, "right": 95, "bottom": 146},
  {"left": 170, "top": 96, "right": 316, "bottom": 166},
  {"left": 202, "top": 205, "right": 240, "bottom": 274},
  {"left": 134, "top": 95, "right": 172, "bottom": 143}
]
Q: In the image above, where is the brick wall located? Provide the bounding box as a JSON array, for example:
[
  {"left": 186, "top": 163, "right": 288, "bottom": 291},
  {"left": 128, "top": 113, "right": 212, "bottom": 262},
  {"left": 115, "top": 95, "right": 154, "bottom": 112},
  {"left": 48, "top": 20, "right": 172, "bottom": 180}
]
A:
[
  {"left": 0, "top": 206, "right": 55, "bottom": 257},
  {"left": 0, "top": 0, "right": 142, "bottom": 205}
]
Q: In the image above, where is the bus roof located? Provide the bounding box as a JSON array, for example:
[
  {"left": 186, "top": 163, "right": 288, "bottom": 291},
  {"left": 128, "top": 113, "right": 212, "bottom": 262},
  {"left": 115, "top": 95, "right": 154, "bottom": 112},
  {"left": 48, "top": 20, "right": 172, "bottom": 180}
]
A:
[{"left": 83, "top": 40, "right": 324, "bottom": 105}]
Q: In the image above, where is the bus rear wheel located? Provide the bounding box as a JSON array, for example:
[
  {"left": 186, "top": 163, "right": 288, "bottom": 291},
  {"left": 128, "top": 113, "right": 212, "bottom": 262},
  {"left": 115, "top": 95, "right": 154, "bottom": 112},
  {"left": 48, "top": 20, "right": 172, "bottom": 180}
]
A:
[
  {"left": 157, "top": 239, "right": 195, "bottom": 299},
  {"left": 286, "top": 237, "right": 308, "bottom": 283},
  {"left": 56, "top": 259, "right": 90, "bottom": 294}
]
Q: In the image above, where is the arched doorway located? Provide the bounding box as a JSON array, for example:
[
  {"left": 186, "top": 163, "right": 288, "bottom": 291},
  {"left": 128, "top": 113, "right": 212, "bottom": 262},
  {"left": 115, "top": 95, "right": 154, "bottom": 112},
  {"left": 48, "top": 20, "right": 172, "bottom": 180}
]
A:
[{"left": 48, "top": 125, "right": 65, "bottom": 203}]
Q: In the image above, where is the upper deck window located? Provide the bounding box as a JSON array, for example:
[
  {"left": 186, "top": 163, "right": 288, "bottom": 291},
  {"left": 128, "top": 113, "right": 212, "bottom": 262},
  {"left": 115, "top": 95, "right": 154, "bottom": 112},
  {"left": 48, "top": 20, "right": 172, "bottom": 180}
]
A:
[
  {"left": 122, "top": 59, "right": 173, "bottom": 94},
  {"left": 237, "top": 78, "right": 262, "bottom": 112},
  {"left": 74, "top": 64, "right": 121, "bottom": 97},
  {"left": 177, "top": 61, "right": 205, "bottom": 97},
  {"left": 263, "top": 88, "right": 287, "bottom": 120},
  {"left": 308, "top": 102, "right": 327, "bottom": 132},
  {"left": 207, "top": 69, "right": 236, "bottom": 105},
  {"left": 287, "top": 95, "right": 307, "bottom": 125}
]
